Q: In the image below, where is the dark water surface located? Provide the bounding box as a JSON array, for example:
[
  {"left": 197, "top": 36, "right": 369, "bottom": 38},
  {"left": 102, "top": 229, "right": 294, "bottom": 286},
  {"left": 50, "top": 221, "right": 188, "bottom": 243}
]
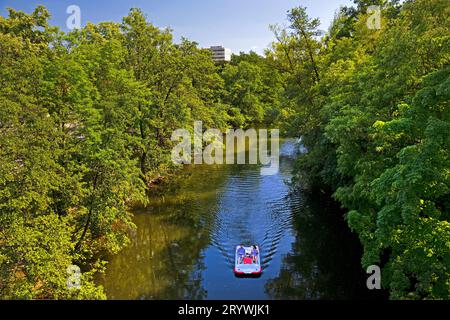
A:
[{"left": 98, "top": 139, "right": 385, "bottom": 300}]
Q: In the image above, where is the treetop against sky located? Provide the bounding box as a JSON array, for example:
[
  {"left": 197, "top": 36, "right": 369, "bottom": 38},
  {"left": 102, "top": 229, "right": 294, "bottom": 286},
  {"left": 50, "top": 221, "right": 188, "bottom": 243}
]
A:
[{"left": 0, "top": 0, "right": 352, "bottom": 54}]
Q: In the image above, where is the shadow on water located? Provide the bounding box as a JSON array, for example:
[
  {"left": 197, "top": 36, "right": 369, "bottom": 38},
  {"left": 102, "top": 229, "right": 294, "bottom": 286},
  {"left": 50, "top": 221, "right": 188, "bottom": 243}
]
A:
[{"left": 265, "top": 189, "right": 389, "bottom": 300}]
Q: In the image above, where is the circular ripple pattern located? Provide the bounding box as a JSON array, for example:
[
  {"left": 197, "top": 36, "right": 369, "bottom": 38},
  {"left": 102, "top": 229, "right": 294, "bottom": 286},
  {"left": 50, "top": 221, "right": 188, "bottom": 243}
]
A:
[{"left": 203, "top": 139, "right": 301, "bottom": 269}]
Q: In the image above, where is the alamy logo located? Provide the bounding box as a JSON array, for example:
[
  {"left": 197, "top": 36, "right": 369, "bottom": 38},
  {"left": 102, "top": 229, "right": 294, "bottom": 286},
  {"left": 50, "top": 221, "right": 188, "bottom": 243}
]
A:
[
  {"left": 171, "top": 121, "right": 279, "bottom": 176},
  {"left": 67, "top": 264, "right": 82, "bottom": 289},
  {"left": 367, "top": 5, "right": 382, "bottom": 30},
  {"left": 366, "top": 265, "right": 381, "bottom": 290},
  {"left": 66, "top": 5, "right": 81, "bottom": 30}
]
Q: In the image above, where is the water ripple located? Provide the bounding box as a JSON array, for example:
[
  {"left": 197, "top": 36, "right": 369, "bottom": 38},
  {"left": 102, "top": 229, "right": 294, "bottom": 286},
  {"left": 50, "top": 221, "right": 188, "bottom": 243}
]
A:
[{"left": 203, "top": 140, "right": 301, "bottom": 270}]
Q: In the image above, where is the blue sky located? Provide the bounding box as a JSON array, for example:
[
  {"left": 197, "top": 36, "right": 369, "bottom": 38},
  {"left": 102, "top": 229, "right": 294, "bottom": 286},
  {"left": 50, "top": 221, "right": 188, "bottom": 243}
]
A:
[{"left": 0, "top": 0, "right": 353, "bottom": 54}]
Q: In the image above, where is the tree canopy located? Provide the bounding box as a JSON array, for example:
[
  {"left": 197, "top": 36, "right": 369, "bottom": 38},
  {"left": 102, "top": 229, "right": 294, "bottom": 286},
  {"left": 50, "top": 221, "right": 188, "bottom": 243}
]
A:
[{"left": 273, "top": 0, "right": 449, "bottom": 299}]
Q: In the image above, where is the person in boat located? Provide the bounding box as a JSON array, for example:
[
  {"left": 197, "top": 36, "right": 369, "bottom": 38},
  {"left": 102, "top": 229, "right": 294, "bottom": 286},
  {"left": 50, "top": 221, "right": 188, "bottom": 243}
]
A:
[
  {"left": 251, "top": 245, "right": 259, "bottom": 263},
  {"left": 237, "top": 245, "right": 246, "bottom": 264},
  {"left": 243, "top": 253, "right": 253, "bottom": 264}
]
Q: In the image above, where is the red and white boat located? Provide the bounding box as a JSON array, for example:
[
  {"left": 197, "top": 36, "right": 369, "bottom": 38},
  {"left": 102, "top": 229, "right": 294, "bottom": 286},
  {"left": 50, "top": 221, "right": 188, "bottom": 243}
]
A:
[{"left": 234, "top": 245, "right": 262, "bottom": 276}]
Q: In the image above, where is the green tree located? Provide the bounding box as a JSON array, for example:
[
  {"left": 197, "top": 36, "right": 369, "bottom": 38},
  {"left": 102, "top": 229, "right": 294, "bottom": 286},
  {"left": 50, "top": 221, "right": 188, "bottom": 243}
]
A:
[{"left": 278, "top": 0, "right": 450, "bottom": 299}]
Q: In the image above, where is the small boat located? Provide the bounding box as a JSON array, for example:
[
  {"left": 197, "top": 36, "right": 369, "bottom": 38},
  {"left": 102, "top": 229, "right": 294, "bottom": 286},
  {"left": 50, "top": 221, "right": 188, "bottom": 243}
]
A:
[{"left": 234, "top": 245, "right": 262, "bottom": 276}]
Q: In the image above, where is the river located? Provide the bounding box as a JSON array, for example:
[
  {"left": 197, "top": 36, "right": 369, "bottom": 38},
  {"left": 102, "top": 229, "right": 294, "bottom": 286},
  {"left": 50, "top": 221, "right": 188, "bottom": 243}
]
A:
[{"left": 98, "top": 139, "right": 386, "bottom": 300}]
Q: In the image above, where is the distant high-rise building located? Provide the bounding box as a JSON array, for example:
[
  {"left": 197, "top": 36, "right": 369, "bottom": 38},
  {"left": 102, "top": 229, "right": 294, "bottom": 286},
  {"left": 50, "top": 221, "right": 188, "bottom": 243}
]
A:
[{"left": 209, "top": 46, "right": 232, "bottom": 62}]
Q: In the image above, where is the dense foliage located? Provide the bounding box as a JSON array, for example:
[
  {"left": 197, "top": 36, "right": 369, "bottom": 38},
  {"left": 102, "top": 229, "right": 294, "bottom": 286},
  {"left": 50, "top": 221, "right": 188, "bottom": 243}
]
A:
[
  {"left": 0, "top": 6, "right": 282, "bottom": 299},
  {"left": 0, "top": 0, "right": 448, "bottom": 299},
  {"left": 270, "top": 0, "right": 449, "bottom": 299}
]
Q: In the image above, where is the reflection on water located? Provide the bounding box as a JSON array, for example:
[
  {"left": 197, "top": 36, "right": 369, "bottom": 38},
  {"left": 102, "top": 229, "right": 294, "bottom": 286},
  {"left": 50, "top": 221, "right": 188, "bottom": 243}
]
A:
[{"left": 98, "top": 139, "right": 386, "bottom": 300}]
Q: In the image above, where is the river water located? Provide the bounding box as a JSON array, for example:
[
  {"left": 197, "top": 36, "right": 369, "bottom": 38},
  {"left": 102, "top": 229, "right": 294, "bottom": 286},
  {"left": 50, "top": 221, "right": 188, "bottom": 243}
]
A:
[{"left": 98, "top": 139, "right": 385, "bottom": 300}]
